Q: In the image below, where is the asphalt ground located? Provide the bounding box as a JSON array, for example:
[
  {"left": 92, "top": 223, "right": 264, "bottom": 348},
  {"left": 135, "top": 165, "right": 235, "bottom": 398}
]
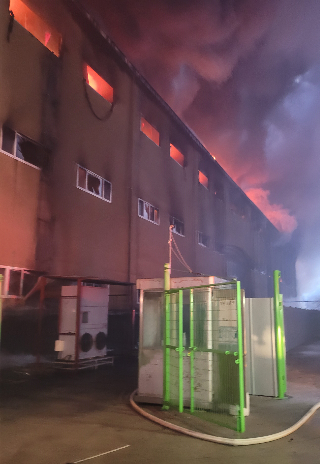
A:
[{"left": 0, "top": 341, "right": 320, "bottom": 464}]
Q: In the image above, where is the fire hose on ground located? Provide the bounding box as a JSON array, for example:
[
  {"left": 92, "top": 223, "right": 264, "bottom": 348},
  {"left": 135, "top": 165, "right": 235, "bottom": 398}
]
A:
[{"left": 130, "top": 390, "right": 320, "bottom": 446}]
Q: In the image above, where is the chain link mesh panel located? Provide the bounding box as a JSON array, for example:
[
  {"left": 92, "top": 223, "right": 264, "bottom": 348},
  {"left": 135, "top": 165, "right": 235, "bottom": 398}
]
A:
[{"left": 164, "top": 282, "right": 245, "bottom": 432}]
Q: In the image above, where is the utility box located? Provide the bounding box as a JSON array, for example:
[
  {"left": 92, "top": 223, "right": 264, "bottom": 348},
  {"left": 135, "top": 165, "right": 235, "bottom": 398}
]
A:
[{"left": 54, "top": 285, "right": 113, "bottom": 369}]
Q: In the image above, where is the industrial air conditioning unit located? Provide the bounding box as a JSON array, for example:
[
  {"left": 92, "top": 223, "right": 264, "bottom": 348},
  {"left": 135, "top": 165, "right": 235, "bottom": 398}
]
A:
[{"left": 55, "top": 285, "right": 113, "bottom": 369}]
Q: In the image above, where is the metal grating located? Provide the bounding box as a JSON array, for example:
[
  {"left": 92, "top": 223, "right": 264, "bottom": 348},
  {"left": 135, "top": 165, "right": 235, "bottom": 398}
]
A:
[{"left": 163, "top": 281, "right": 245, "bottom": 432}]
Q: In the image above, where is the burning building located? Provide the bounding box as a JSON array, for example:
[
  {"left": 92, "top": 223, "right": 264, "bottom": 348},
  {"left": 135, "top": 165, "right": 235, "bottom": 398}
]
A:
[{"left": 0, "top": 0, "right": 297, "bottom": 361}]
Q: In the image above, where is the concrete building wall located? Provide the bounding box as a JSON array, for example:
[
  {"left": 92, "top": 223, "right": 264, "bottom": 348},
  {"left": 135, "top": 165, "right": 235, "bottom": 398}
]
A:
[
  {"left": 0, "top": 153, "right": 40, "bottom": 268},
  {"left": 0, "top": 0, "right": 297, "bottom": 300}
]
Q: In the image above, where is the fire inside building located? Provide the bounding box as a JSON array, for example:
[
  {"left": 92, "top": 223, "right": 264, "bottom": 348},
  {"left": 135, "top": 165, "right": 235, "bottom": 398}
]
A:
[{"left": 0, "top": 0, "right": 298, "bottom": 367}]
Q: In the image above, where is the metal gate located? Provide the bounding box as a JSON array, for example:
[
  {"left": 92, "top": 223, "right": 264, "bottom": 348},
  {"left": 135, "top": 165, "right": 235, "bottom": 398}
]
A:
[{"left": 163, "top": 280, "right": 245, "bottom": 432}]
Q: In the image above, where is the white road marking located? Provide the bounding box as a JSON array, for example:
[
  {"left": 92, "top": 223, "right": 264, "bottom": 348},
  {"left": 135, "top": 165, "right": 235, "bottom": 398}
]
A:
[{"left": 72, "top": 444, "right": 131, "bottom": 463}]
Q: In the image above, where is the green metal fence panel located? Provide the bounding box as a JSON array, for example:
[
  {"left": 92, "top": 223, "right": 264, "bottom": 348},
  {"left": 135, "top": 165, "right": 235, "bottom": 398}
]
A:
[
  {"left": 163, "top": 292, "right": 171, "bottom": 409},
  {"left": 163, "top": 281, "right": 246, "bottom": 432},
  {"left": 164, "top": 291, "right": 181, "bottom": 409}
]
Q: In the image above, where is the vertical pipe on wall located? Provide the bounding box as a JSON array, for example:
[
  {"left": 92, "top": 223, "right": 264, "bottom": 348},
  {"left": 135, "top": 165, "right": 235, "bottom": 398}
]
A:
[
  {"left": 164, "top": 263, "right": 171, "bottom": 291},
  {"left": 274, "top": 270, "right": 286, "bottom": 398}
]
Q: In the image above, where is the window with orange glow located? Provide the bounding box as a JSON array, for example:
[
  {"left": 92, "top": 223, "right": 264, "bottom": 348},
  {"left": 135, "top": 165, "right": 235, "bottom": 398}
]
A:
[
  {"left": 84, "top": 65, "right": 114, "bottom": 103},
  {"left": 199, "top": 171, "right": 209, "bottom": 189},
  {"left": 10, "top": 0, "right": 61, "bottom": 56},
  {"left": 170, "top": 144, "right": 184, "bottom": 167},
  {"left": 140, "top": 117, "right": 160, "bottom": 146}
]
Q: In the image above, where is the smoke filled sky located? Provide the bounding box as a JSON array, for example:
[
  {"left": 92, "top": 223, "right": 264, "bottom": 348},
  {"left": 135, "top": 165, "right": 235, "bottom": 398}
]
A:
[{"left": 83, "top": 0, "right": 320, "bottom": 299}]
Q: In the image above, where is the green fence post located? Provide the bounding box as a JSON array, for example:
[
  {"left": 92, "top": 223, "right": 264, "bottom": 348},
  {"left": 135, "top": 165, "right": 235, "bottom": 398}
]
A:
[
  {"left": 236, "top": 280, "right": 245, "bottom": 433},
  {"left": 189, "top": 289, "right": 194, "bottom": 413},
  {"left": 163, "top": 264, "right": 171, "bottom": 410},
  {"left": 178, "top": 289, "right": 184, "bottom": 413},
  {"left": 279, "top": 293, "right": 287, "bottom": 395},
  {"left": 274, "top": 270, "right": 286, "bottom": 399}
]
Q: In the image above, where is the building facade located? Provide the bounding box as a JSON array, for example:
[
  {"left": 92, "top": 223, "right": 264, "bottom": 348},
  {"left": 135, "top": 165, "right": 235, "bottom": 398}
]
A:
[{"left": 0, "top": 0, "right": 297, "bottom": 311}]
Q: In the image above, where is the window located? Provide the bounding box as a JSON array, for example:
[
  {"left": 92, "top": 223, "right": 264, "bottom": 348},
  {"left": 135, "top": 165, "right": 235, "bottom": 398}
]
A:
[
  {"left": 230, "top": 188, "right": 247, "bottom": 218},
  {"left": 199, "top": 170, "right": 209, "bottom": 189},
  {"left": 82, "top": 312, "right": 89, "bottom": 323},
  {"left": 10, "top": 0, "right": 61, "bottom": 56},
  {"left": 77, "top": 165, "right": 112, "bottom": 202},
  {"left": 170, "top": 144, "right": 184, "bottom": 167},
  {"left": 0, "top": 268, "right": 7, "bottom": 296},
  {"left": 138, "top": 199, "right": 160, "bottom": 225},
  {"left": 198, "top": 232, "right": 210, "bottom": 248},
  {"left": 84, "top": 64, "right": 113, "bottom": 103},
  {"left": 170, "top": 216, "right": 184, "bottom": 236},
  {"left": 140, "top": 117, "right": 160, "bottom": 146},
  {"left": 1, "top": 126, "right": 46, "bottom": 169},
  {"left": 0, "top": 266, "right": 38, "bottom": 297}
]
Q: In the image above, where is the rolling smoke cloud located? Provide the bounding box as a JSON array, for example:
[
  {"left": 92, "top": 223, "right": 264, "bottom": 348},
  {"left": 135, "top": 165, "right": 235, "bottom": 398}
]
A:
[{"left": 83, "top": 0, "right": 320, "bottom": 298}]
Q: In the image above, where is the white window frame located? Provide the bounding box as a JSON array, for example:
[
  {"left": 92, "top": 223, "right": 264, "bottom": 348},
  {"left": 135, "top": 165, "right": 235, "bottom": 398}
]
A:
[
  {"left": 138, "top": 199, "right": 160, "bottom": 225},
  {"left": 0, "top": 266, "right": 31, "bottom": 298},
  {"left": 76, "top": 165, "right": 112, "bottom": 203},
  {"left": 198, "top": 231, "right": 210, "bottom": 248},
  {"left": 0, "top": 126, "right": 41, "bottom": 170},
  {"left": 170, "top": 216, "right": 184, "bottom": 236}
]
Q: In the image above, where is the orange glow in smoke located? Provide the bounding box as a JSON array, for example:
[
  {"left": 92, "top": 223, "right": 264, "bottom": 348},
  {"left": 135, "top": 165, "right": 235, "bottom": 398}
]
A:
[
  {"left": 246, "top": 188, "right": 297, "bottom": 234},
  {"left": 199, "top": 171, "right": 209, "bottom": 188},
  {"left": 10, "top": 0, "right": 61, "bottom": 56},
  {"left": 84, "top": 65, "right": 114, "bottom": 103},
  {"left": 140, "top": 117, "right": 160, "bottom": 145},
  {"left": 170, "top": 144, "right": 184, "bottom": 166}
]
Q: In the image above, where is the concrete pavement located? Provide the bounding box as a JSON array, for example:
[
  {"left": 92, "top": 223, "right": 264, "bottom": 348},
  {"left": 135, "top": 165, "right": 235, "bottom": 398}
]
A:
[{"left": 0, "top": 341, "right": 320, "bottom": 464}]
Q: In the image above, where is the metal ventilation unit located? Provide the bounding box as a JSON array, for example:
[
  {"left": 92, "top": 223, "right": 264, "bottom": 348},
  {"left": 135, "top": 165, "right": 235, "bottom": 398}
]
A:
[{"left": 54, "top": 284, "right": 113, "bottom": 369}]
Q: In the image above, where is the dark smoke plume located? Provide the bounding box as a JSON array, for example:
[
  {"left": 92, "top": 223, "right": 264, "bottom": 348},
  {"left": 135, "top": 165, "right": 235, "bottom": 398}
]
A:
[{"left": 82, "top": 0, "right": 320, "bottom": 299}]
